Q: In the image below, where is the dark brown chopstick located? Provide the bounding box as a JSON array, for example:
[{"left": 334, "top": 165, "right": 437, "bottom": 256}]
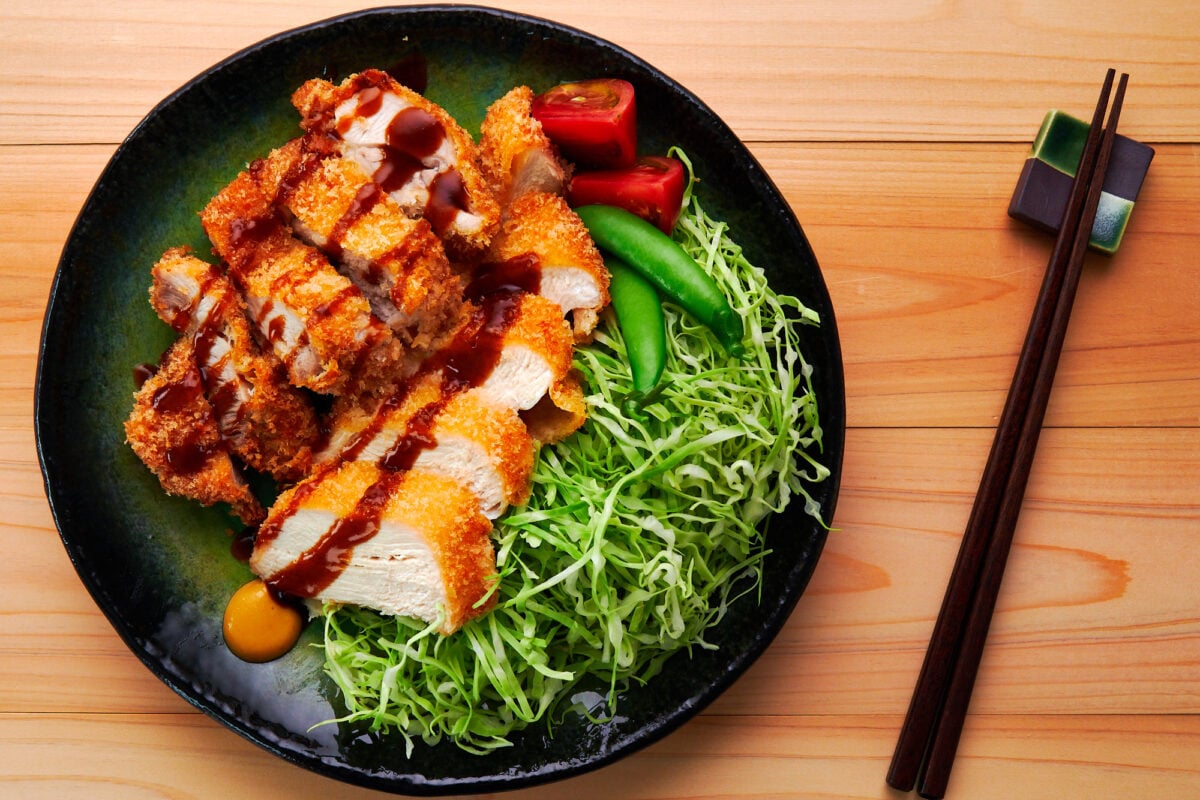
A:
[
  {"left": 886, "top": 69, "right": 1128, "bottom": 797},
  {"left": 915, "top": 72, "right": 1129, "bottom": 800}
]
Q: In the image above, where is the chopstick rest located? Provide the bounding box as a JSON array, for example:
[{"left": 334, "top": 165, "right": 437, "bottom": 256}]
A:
[{"left": 1008, "top": 109, "right": 1154, "bottom": 254}]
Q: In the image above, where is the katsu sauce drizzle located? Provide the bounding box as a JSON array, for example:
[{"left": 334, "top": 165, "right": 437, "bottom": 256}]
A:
[
  {"left": 260, "top": 287, "right": 526, "bottom": 597},
  {"left": 185, "top": 266, "right": 248, "bottom": 435},
  {"left": 337, "top": 75, "right": 473, "bottom": 238},
  {"left": 144, "top": 263, "right": 251, "bottom": 476},
  {"left": 227, "top": 149, "right": 399, "bottom": 390},
  {"left": 325, "top": 182, "right": 383, "bottom": 263},
  {"left": 267, "top": 470, "right": 410, "bottom": 598},
  {"left": 466, "top": 253, "right": 543, "bottom": 299},
  {"left": 150, "top": 357, "right": 223, "bottom": 476}
]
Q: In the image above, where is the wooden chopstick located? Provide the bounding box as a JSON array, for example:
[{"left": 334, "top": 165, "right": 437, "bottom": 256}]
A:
[
  {"left": 915, "top": 75, "right": 1131, "bottom": 799},
  {"left": 886, "top": 69, "right": 1128, "bottom": 797}
]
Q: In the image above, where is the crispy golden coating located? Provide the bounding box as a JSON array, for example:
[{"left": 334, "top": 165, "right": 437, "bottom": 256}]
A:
[
  {"left": 484, "top": 191, "right": 611, "bottom": 340},
  {"left": 249, "top": 137, "right": 464, "bottom": 352},
  {"left": 403, "top": 470, "right": 499, "bottom": 632},
  {"left": 292, "top": 69, "right": 501, "bottom": 262},
  {"left": 478, "top": 85, "right": 570, "bottom": 208},
  {"left": 201, "top": 166, "right": 401, "bottom": 396},
  {"left": 431, "top": 390, "right": 534, "bottom": 507},
  {"left": 525, "top": 372, "right": 588, "bottom": 444},
  {"left": 497, "top": 291, "right": 579, "bottom": 398},
  {"left": 314, "top": 371, "right": 535, "bottom": 517},
  {"left": 150, "top": 248, "right": 319, "bottom": 482},
  {"left": 251, "top": 461, "right": 497, "bottom": 633},
  {"left": 125, "top": 73, "right": 621, "bottom": 633},
  {"left": 125, "top": 337, "right": 264, "bottom": 525}
]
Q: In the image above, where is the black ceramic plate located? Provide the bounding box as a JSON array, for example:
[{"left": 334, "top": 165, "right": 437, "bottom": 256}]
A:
[{"left": 36, "top": 5, "right": 844, "bottom": 795}]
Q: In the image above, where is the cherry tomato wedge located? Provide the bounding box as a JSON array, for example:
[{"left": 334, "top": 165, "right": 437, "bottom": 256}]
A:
[
  {"left": 568, "top": 156, "right": 687, "bottom": 234},
  {"left": 531, "top": 78, "right": 637, "bottom": 169}
]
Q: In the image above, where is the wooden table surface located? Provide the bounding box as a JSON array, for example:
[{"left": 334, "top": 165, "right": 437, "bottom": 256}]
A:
[{"left": 3, "top": 2, "right": 1198, "bottom": 798}]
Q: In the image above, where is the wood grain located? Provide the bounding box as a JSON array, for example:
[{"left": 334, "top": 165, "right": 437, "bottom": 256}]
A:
[
  {"left": 1, "top": 713, "right": 1197, "bottom": 799},
  {"left": 3, "top": 1, "right": 1200, "bottom": 145},
  {"left": 748, "top": 141, "right": 1200, "bottom": 429}
]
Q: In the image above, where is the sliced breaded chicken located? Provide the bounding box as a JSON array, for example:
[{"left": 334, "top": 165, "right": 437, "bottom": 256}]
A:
[
  {"left": 426, "top": 290, "right": 579, "bottom": 424},
  {"left": 522, "top": 371, "right": 588, "bottom": 445},
  {"left": 478, "top": 85, "right": 570, "bottom": 208},
  {"left": 322, "top": 288, "right": 583, "bottom": 465},
  {"left": 314, "top": 372, "right": 534, "bottom": 519},
  {"left": 247, "top": 138, "right": 464, "bottom": 352},
  {"left": 292, "top": 69, "right": 500, "bottom": 261},
  {"left": 251, "top": 461, "right": 496, "bottom": 633},
  {"left": 150, "top": 248, "right": 319, "bottom": 482},
  {"left": 201, "top": 168, "right": 401, "bottom": 396},
  {"left": 125, "top": 337, "right": 264, "bottom": 525},
  {"left": 480, "top": 192, "right": 610, "bottom": 340}
]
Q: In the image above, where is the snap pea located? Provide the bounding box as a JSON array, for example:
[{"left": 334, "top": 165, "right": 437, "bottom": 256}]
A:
[
  {"left": 606, "top": 256, "right": 666, "bottom": 410},
  {"left": 576, "top": 204, "right": 745, "bottom": 357}
]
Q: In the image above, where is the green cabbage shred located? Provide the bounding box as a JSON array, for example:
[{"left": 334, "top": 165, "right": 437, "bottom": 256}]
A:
[{"left": 318, "top": 156, "right": 830, "bottom": 754}]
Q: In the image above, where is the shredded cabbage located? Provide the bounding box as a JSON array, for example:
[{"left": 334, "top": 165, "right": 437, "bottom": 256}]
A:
[{"left": 318, "top": 161, "right": 829, "bottom": 754}]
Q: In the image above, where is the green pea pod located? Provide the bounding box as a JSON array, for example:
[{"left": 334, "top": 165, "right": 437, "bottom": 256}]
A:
[
  {"left": 577, "top": 204, "right": 745, "bottom": 357},
  {"left": 606, "top": 256, "right": 666, "bottom": 411}
]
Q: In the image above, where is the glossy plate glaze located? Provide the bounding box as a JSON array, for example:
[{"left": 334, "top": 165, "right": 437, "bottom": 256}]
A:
[{"left": 35, "top": 5, "right": 845, "bottom": 794}]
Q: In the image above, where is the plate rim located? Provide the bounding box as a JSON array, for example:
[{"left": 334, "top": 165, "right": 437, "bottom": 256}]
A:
[{"left": 34, "top": 4, "right": 845, "bottom": 794}]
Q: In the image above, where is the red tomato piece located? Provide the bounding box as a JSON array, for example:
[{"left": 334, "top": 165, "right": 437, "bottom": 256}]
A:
[
  {"left": 531, "top": 78, "right": 637, "bottom": 169},
  {"left": 567, "top": 156, "right": 687, "bottom": 234}
]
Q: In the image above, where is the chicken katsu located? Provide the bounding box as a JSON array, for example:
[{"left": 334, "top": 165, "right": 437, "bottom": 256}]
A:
[
  {"left": 125, "top": 337, "right": 265, "bottom": 526},
  {"left": 250, "top": 461, "right": 496, "bottom": 634},
  {"left": 478, "top": 85, "right": 571, "bottom": 208},
  {"left": 246, "top": 136, "right": 464, "bottom": 353},
  {"left": 201, "top": 165, "right": 403, "bottom": 396},
  {"left": 149, "top": 248, "right": 319, "bottom": 482},
  {"left": 314, "top": 371, "right": 534, "bottom": 520},
  {"left": 478, "top": 191, "right": 610, "bottom": 341},
  {"left": 293, "top": 69, "right": 501, "bottom": 262},
  {"left": 125, "top": 70, "right": 611, "bottom": 637}
]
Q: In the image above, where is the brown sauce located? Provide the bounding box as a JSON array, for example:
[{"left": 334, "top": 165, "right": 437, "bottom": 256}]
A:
[
  {"left": 251, "top": 471, "right": 324, "bottom": 552},
  {"left": 149, "top": 360, "right": 223, "bottom": 477},
  {"left": 311, "top": 284, "right": 361, "bottom": 320},
  {"left": 265, "top": 150, "right": 323, "bottom": 209},
  {"left": 466, "top": 253, "right": 543, "bottom": 300},
  {"left": 230, "top": 525, "right": 257, "bottom": 563},
  {"left": 325, "top": 182, "right": 383, "bottom": 262},
  {"left": 206, "top": 373, "right": 242, "bottom": 431},
  {"left": 191, "top": 286, "right": 232, "bottom": 369},
  {"left": 388, "top": 107, "right": 442, "bottom": 159},
  {"left": 150, "top": 361, "right": 204, "bottom": 415},
  {"left": 373, "top": 150, "right": 426, "bottom": 196},
  {"left": 436, "top": 291, "right": 523, "bottom": 394},
  {"left": 341, "top": 382, "right": 414, "bottom": 463},
  {"left": 261, "top": 289, "right": 525, "bottom": 598},
  {"left": 267, "top": 469, "right": 409, "bottom": 598},
  {"left": 379, "top": 398, "right": 447, "bottom": 472},
  {"left": 164, "top": 431, "right": 218, "bottom": 476},
  {"left": 425, "top": 169, "right": 469, "bottom": 237},
  {"left": 132, "top": 362, "right": 159, "bottom": 389},
  {"left": 228, "top": 213, "right": 279, "bottom": 253},
  {"left": 376, "top": 226, "right": 433, "bottom": 302},
  {"left": 337, "top": 83, "right": 473, "bottom": 236},
  {"left": 260, "top": 300, "right": 285, "bottom": 343}
]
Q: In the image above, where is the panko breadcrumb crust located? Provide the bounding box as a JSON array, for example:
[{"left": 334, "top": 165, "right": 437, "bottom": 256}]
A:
[{"left": 127, "top": 70, "right": 612, "bottom": 633}]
